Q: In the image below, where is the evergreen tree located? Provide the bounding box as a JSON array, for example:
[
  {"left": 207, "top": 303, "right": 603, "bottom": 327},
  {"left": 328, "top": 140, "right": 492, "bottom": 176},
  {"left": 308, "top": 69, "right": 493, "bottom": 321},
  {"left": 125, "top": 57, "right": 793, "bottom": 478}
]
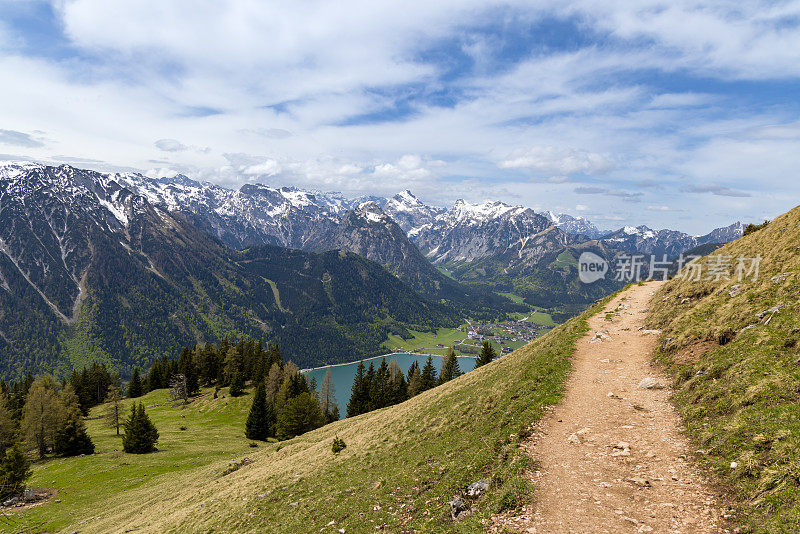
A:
[
  {"left": 147, "top": 357, "right": 169, "bottom": 392},
  {"left": 419, "top": 356, "right": 437, "bottom": 392},
  {"left": 54, "top": 383, "right": 94, "bottom": 456},
  {"left": 122, "top": 403, "right": 159, "bottom": 454},
  {"left": 0, "top": 395, "right": 16, "bottom": 455},
  {"left": 346, "top": 361, "right": 368, "bottom": 417},
  {"left": 318, "top": 369, "right": 339, "bottom": 424},
  {"left": 21, "top": 377, "right": 63, "bottom": 458},
  {"left": 127, "top": 368, "right": 144, "bottom": 398},
  {"left": 371, "top": 359, "right": 389, "bottom": 410},
  {"left": 198, "top": 344, "right": 219, "bottom": 386},
  {"left": 438, "top": 348, "right": 462, "bottom": 385},
  {"left": 0, "top": 444, "right": 31, "bottom": 499},
  {"left": 178, "top": 347, "right": 199, "bottom": 395},
  {"left": 406, "top": 365, "right": 423, "bottom": 398},
  {"left": 245, "top": 383, "right": 275, "bottom": 441},
  {"left": 224, "top": 347, "right": 243, "bottom": 386},
  {"left": 276, "top": 392, "right": 324, "bottom": 440},
  {"left": 475, "top": 341, "right": 497, "bottom": 368},
  {"left": 228, "top": 371, "right": 245, "bottom": 397},
  {"left": 265, "top": 363, "right": 283, "bottom": 403},
  {"left": 387, "top": 359, "right": 407, "bottom": 405},
  {"left": 103, "top": 385, "right": 124, "bottom": 435},
  {"left": 54, "top": 417, "right": 95, "bottom": 456}
]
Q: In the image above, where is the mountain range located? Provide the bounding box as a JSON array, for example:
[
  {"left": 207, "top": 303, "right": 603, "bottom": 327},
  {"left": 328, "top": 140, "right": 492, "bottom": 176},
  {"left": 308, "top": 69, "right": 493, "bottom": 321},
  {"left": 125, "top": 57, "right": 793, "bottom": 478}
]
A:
[
  {"left": 112, "top": 174, "right": 743, "bottom": 272},
  {"left": 0, "top": 161, "right": 745, "bottom": 377},
  {"left": 0, "top": 162, "right": 458, "bottom": 377}
]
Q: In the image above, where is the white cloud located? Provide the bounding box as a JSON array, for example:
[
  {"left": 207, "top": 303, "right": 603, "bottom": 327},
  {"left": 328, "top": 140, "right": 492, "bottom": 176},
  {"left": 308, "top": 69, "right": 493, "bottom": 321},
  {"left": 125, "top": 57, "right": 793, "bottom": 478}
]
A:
[
  {"left": 242, "top": 159, "right": 281, "bottom": 176},
  {"left": 154, "top": 138, "right": 188, "bottom": 152},
  {"left": 498, "top": 146, "right": 615, "bottom": 176},
  {"left": 0, "top": 129, "right": 45, "bottom": 148}
]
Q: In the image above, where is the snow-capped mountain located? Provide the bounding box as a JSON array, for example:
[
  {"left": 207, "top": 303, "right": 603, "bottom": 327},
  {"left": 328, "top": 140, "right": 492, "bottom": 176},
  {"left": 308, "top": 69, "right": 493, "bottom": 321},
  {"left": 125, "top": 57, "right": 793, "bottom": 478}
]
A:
[
  {"left": 114, "top": 173, "right": 356, "bottom": 250},
  {"left": 600, "top": 222, "right": 744, "bottom": 258},
  {"left": 381, "top": 190, "right": 446, "bottom": 236},
  {"left": 306, "top": 202, "right": 448, "bottom": 294},
  {"left": 412, "top": 200, "right": 567, "bottom": 269},
  {"left": 542, "top": 211, "right": 605, "bottom": 239},
  {"left": 698, "top": 222, "right": 746, "bottom": 245},
  {"left": 116, "top": 172, "right": 743, "bottom": 269},
  {"left": 0, "top": 162, "right": 462, "bottom": 375}
]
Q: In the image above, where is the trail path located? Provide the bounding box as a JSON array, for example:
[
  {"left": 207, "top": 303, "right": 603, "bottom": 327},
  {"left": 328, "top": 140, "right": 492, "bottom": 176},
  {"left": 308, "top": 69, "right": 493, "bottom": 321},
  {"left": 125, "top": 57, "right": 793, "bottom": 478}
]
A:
[{"left": 493, "top": 282, "right": 732, "bottom": 533}]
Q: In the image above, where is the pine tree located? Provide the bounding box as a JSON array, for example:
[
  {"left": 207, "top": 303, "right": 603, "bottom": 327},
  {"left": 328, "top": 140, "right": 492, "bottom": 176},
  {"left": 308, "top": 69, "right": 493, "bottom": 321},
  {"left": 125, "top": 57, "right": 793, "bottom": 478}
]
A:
[
  {"left": 406, "top": 365, "right": 423, "bottom": 397},
  {"left": 224, "top": 347, "right": 243, "bottom": 386},
  {"left": 127, "top": 368, "right": 144, "bottom": 398},
  {"left": 475, "top": 341, "right": 497, "bottom": 368},
  {"left": 387, "top": 359, "right": 407, "bottom": 405},
  {"left": 0, "top": 444, "right": 31, "bottom": 499},
  {"left": 0, "top": 395, "right": 16, "bottom": 454},
  {"left": 228, "top": 371, "right": 245, "bottom": 397},
  {"left": 103, "top": 385, "right": 124, "bottom": 435},
  {"left": 54, "top": 417, "right": 95, "bottom": 456},
  {"left": 318, "top": 369, "right": 339, "bottom": 424},
  {"left": 419, "top": 356, "right": 437, "bottom": 392},
  {"left": 276, "top": 392, "right": 324, "bottom": 440},
  {"left": 53, "top": 383, "right": 94, "bottom": 456},
  {"left": 275, "top": 363, "right": 307, "bottom": 405},
  {"left": 365, "top": 362, "right": 376, "bottom": 409},
  {"left": 21, "top": 377, "right": 64, "bottom": 458},
  {"left": 245, "top": 383, "right": 275, "bottom": 441},
  {"left": 371, "top": 359, "right": 389, "bottom": 410},
  {"left": 122, "top": 403, "right": 159, "bottom": 454},
  {"left": 178, "top": 348, "right": 199, "bottom": 395},
  {"left": 265, "top": 363, "right": 283, "bottom": 403},
  {"left": 346, "top": 361, "right": 368, "bottom": 417},
  {"left": 438, "top": 347, "right": 462, "bottom": 385}
]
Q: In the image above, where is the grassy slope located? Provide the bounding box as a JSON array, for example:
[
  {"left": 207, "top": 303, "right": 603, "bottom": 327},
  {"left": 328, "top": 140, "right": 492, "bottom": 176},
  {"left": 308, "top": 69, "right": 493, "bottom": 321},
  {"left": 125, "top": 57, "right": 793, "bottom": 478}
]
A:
[
  {"left": 14, "top": 297, "right": 609, "bottom": 533},
  {"left": 6, "top": 389, "right": 256, "bottom": 532},
  {"left": 647, "top": 207, "right": 800, "bottom": 533},
  {"left": 382, "top": 327, "right": 470, "bottom": 355}
]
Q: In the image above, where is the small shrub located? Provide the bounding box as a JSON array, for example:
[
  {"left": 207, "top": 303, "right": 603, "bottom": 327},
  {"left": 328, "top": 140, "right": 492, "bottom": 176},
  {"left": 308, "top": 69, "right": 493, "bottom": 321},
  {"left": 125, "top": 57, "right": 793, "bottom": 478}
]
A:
[
  {"left": 493, "top": 477, "right": 531, "bottom": 514},
  {"left": 331, "top": 437, "right": 347, "bottom": 454},
  {"left": 221, "top": 457, "right": 253, "bottom": 477},
  {"left": 249, "top": 442, "right": 259, "bottom": 448},
  {"left": 743, "top": 220, "right": 770, "bottom": 237}
]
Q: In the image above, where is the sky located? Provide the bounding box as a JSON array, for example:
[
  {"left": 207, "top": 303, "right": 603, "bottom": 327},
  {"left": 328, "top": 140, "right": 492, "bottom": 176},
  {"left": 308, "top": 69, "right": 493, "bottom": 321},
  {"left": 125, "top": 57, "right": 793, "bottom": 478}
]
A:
[{"left": 1, "top": 1, "right": 799, "bottom": 233}]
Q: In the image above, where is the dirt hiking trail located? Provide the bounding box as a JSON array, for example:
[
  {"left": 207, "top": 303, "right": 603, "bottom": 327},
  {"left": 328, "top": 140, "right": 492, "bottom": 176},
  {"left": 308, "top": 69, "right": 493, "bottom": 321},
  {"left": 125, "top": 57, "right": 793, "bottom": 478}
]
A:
[{"left": 493, "top": 282, "right": 733, "bottom": 533}]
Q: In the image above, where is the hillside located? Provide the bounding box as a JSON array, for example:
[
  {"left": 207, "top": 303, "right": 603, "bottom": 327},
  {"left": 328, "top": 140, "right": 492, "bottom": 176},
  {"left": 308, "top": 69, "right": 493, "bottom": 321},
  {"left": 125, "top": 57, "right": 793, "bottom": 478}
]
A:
[
  {"left": 8, "top": 295, "right": 608, "bottom": 533},
  {"left": 647, "top": 206, "right": 800, "bottom": 532},
  {"left": 448, "top": 241, "right": 624, "bottom": 320}
]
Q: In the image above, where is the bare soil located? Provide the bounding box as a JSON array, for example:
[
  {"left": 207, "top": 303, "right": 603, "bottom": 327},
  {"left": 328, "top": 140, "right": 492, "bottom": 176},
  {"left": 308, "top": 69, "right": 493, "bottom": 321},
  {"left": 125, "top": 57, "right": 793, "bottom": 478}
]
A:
[{"left": 493, "top": 282, "right": 734, "bottom": 533}]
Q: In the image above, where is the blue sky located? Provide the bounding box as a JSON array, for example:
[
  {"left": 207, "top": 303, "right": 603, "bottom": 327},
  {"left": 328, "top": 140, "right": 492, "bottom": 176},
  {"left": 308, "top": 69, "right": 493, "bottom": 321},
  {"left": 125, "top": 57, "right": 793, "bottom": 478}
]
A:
[{"left": 1, "top": 0, "right": 800, "bottom": 232}]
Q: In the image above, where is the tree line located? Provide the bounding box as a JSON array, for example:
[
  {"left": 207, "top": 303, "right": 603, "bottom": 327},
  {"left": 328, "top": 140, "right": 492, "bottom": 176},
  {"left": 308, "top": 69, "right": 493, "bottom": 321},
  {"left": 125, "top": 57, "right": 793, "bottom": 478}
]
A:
[
  {"left": 346, "top": 342, "right": 497, "bottom": 418},
  {"left": 140, "top": 338, "right": 337, "bottom": 442}
]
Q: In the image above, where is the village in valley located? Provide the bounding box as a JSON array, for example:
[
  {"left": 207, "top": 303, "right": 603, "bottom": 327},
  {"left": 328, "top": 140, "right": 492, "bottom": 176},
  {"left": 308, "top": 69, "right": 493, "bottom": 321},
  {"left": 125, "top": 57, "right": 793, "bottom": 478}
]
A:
[{"left": 386, "top": 310, "right": 555, "bottom": 357}]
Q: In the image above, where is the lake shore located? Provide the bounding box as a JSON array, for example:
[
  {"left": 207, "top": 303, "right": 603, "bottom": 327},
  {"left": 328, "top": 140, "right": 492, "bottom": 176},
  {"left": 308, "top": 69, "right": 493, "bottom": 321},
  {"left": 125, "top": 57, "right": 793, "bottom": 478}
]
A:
[{"left": 300, "top": 351, "right": 478, "bottom": 373}]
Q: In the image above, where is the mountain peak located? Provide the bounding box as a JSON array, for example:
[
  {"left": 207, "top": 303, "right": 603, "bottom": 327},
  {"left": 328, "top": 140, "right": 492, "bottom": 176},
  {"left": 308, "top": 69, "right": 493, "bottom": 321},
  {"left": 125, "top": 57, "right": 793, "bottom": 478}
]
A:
[{"left": 354, "top": 201, "right": 389, "bottom": 224}]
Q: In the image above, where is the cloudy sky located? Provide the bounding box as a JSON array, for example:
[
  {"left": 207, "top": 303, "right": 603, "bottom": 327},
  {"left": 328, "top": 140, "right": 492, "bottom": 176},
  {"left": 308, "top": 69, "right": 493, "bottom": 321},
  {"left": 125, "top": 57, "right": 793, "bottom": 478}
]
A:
[{"left": 1, "top": 1, "right": 799, "bottom": 233}]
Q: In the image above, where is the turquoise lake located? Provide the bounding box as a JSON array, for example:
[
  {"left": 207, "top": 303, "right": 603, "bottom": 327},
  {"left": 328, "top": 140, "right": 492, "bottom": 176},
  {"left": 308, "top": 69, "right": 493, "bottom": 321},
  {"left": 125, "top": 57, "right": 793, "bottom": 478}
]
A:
[{"left": 302, "top": 353, "right": 477, "bottom": 419}]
